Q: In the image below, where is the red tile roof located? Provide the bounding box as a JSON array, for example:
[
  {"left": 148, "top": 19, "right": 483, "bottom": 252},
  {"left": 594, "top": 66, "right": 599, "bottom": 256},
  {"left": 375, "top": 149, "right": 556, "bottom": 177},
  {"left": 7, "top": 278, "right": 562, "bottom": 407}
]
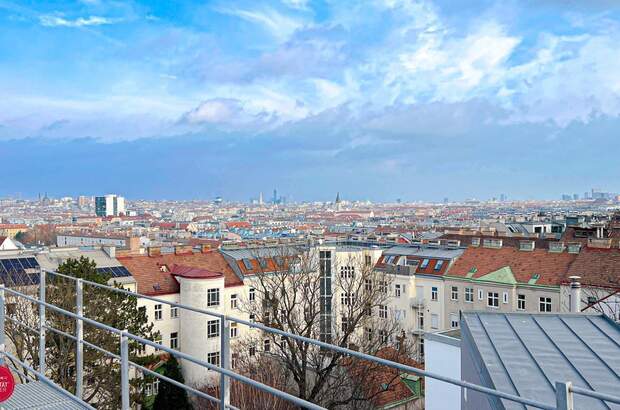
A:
[
  {"left": 170, "top": 265, "right": 223, "bottom": 279},
  {"left": 447, "top": 247, "right": 577, "bottom": 286},
  {"left": 118, "top": 250, "right": 243, "bottom": 295},
  {"left": 565, "top": 247, "right": 620, "bottom": 289},
  {"left": 346, "top": 347, "right": 424, "bottom": 408}
]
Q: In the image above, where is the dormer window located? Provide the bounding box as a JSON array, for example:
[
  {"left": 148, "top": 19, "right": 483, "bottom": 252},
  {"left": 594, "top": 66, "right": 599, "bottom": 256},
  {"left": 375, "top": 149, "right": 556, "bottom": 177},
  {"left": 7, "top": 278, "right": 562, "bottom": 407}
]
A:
[
  {"left": 420, "top": 259, "right": 430, "bottom": 269},
  {"left": 434, "top": 260, "right": 444, "bottom": 271},
  {"left": 242, "top": 259, "right": 253, "bottom": 270}
]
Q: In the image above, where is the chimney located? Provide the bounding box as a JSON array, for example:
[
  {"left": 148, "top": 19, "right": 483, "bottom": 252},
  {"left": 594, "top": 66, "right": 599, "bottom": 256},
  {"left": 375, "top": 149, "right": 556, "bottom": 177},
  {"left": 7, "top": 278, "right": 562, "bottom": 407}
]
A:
[
  {"left": 148, "top": 246, "right": 161, "bottom": 257},
  {"left": 201, "top": 243, "right": 212, "bottom": 253},
  {"left": 175, "top": 245, "right": 193, "bottom": 255},
  {"left": 103, "top": 245, "right": 116, "bottom": 258},
  {"left": 569, "top": 276, "right": 581, "bottom": 313}
]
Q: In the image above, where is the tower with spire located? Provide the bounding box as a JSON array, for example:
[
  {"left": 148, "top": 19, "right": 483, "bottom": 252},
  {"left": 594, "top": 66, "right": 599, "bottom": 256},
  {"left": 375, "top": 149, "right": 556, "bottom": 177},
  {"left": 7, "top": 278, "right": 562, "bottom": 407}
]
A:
[{"left": 335, "top": 192, "right": 342, "bottom": 211}]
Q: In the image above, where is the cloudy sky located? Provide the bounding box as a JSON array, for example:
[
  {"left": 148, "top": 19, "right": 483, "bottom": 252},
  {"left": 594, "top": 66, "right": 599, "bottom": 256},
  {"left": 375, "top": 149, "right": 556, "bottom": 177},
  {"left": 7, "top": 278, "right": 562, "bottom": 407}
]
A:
[{"left": 1, "top": 0, "right": 619, "bottom": 201}]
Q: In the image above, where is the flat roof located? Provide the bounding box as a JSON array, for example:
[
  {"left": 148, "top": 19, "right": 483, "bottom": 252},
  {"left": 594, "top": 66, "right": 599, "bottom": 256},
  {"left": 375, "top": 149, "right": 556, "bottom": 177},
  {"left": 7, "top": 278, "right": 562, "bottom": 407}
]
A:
[{"left": 462, "top": 311, "right": 620, "bottom": 410}]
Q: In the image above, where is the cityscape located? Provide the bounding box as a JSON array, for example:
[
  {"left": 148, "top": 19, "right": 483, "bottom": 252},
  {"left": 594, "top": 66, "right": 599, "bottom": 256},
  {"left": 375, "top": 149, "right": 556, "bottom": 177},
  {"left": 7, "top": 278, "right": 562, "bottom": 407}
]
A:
[{"left": 1, "top": 0, "right": 620, "bottom": 409}]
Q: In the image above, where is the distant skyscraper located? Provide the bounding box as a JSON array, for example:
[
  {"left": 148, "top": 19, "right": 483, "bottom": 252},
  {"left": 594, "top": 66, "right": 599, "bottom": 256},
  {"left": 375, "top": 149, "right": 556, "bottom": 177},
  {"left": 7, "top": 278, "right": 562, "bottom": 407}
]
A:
[
  {"left": 78, "top": 195, "right": 91, "bottom": 208},
  {"left": 273, "top": 189, "right": 278, "bottom": 204},
  {"left": 573, "top": 194, "right": 579, "bottom": 200},
  {"left": 258, "top": 192, "right": 263, "bottom": 205},
  {"left": 500, "top": 194, "right": 507, "bottom": 202},
  {"left": 95, "top": 194, "right": 125, "bottom": 217}
]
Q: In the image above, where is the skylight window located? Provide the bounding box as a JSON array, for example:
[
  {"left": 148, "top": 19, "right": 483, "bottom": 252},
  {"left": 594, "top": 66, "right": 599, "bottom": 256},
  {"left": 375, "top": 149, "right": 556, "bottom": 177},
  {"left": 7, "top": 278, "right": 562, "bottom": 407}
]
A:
[{"left": 420, "top": 259, "right": 429, "bottom": 269}]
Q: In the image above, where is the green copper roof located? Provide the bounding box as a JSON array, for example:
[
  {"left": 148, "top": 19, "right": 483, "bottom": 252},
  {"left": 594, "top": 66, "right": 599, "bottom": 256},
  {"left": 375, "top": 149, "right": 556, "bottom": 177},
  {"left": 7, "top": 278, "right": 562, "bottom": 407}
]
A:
[
  {"left": 528, "top": 273, "right": 540, "bottom": 284},
  {"left": 476, "top": 266, "right": 517, "bottom": 285}
]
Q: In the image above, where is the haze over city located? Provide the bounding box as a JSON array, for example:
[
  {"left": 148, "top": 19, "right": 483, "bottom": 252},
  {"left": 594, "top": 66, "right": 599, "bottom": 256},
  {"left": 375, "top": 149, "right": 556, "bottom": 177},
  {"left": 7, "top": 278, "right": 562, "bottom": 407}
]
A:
[{"left": 2, "top": 0, "right": 620, "bottom": 200}]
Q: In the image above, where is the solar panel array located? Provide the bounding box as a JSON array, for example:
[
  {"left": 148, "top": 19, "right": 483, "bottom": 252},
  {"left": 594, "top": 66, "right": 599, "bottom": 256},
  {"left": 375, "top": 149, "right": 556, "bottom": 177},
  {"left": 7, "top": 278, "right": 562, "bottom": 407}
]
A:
[
  {"left": 96, "top": 266, "right": 133, "bottom": 278},
  {"left": 0, "top": 257, "right": 40, "bottom": 285}
]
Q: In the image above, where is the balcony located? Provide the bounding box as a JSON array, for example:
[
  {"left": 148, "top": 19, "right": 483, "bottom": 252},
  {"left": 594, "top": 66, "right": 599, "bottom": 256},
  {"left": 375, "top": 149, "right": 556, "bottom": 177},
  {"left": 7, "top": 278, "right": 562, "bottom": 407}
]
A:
[{"left": 410, "top": 297, "right": 426, "bottom": 309}]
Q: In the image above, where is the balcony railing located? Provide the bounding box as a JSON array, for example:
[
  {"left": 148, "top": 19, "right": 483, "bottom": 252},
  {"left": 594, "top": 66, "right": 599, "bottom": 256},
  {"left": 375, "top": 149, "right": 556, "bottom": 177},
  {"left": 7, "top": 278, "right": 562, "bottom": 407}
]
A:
[{"left": 0, "top": 267, "right": 618, "bottom": 410}]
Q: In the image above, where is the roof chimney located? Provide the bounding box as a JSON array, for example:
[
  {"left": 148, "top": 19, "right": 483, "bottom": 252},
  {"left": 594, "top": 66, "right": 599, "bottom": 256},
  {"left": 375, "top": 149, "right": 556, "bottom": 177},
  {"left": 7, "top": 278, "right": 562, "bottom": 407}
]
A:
[{"left": 569, "top": 276, "right": 581, "bottom": 313}]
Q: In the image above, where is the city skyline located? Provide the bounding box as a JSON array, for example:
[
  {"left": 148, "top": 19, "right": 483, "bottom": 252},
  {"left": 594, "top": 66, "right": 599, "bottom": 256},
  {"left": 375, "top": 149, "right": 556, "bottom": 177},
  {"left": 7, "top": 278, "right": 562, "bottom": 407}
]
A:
[{"left": 2, "top": 0, "right": 620, "bottom": 200}]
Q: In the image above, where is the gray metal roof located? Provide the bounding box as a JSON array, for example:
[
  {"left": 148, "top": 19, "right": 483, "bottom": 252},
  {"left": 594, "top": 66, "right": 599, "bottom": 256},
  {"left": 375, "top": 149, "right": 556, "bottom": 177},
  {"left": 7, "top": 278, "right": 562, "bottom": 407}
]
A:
[
  {"left": 1, "top": 381, "right": 89, "bottom": 409},
  {"left": 383, "top": 245, "right": 464, "bottom": 259},
  {"left": 220, "top": 245, "right": 302, "bottom": 261},
  {"left": 462, "top": 312, "right": 620, "bottom": 410},
  {"left": 35, "top": 248, "right": 122, "bottom": 271}
]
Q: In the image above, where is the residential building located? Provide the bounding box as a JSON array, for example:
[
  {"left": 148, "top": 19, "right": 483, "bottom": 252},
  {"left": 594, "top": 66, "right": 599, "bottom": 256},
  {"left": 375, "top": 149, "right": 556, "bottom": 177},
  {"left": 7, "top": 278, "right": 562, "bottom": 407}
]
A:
[{"left": 95, "top": 194, "right": 126, "bottom": 217}]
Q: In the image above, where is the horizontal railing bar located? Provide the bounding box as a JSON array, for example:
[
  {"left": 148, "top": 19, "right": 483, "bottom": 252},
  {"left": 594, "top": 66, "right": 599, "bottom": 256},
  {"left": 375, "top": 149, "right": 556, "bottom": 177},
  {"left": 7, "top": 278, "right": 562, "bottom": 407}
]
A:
[
  {"left": 43, "top": 324, "right": 121, "bottom": 360},
  {"left": 129, "top": 361, "right": 224, "bottom": 407},
  {"left": 25, "top": 269, "right": 617, "bottom": 410},
  {"left": 127, "top": 333, "right": 324, "bottom": 410},
  {"left": 571, "top": 385, "right": 620, "bottom": 405},
  {"left": 5, "top": 315, "right": 39, "bottom": 334},
  {"left": 2, "top": 286, "right": 121, "bottom": 336},
  {"left": 43, "top": 269, "right": 224, "bottom": 319},
  {"left": 1, "top": 350, "right": 95, "bottom": 410}
]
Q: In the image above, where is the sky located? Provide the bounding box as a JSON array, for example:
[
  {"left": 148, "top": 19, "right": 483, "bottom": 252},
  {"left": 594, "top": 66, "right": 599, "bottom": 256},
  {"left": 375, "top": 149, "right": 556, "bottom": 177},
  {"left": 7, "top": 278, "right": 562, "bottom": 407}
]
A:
[{"left": 1, "top": 0, "right": 620, "bottom": 202}]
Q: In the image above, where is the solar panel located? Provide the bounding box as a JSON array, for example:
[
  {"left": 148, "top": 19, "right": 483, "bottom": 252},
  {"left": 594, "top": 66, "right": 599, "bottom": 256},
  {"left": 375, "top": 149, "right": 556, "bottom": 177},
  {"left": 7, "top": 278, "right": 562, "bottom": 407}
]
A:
[
  {"left": 96, "top": 266, "right": 132, "bottom": 278},
  {"left": 0, "top": 257, "right": 40, "bottom": 286}
]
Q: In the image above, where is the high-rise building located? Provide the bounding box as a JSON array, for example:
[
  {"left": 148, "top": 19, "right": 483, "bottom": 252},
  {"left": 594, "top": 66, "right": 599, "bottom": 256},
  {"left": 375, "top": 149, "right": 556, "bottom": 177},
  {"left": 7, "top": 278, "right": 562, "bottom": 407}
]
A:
[
  {"left": 95, "top": 194, "right": 126, "bottom": 217},
  {"left": 273, "top": 189, "right": 278, "bottom": 205},
  {"left": 78, "top": 195, "right": 91, "bottom": 208},
  {"left": 258, "top": 192, "right": 263, "bottom": 205}
]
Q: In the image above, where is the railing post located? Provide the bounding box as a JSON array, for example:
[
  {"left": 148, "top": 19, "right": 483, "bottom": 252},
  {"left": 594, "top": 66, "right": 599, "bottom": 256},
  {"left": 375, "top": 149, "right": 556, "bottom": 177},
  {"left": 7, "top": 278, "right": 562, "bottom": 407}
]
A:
[
  {"left": 556, "top": 381, "right": 573, "bottom": 410},
  {"left": 39, "top": 268, "right": 46, "bottom": 375},
  {"left": 76, "top": 279, "right": 84, "bottom": 399},
  {"left": 0, "top": 284, "right": 5, "bottom": 366},
  {"left": 220, "top": 316, "right": 230, "bottom": 410},
  {"left": 120, "top": 330, "right": 130, "bottom": 410}
]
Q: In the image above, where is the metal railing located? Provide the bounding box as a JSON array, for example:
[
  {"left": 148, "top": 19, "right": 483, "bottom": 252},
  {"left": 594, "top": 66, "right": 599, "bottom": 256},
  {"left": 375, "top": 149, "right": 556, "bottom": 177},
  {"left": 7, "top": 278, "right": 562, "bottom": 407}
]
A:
[{"left": 0, "top": 267, "right": 617, "bottom": 410}]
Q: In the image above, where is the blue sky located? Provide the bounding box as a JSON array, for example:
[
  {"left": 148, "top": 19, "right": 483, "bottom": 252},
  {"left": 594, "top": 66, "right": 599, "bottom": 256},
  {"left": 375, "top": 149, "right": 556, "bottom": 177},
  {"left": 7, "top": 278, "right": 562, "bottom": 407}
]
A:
[{"left": 1, "top": 0, "right": 619, "bottom": 201}]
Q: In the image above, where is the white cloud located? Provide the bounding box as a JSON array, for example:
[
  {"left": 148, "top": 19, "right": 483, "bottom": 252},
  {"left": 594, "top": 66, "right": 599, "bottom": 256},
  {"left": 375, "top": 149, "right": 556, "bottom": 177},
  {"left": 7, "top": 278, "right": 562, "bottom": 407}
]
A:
[
  {"left": 39, "top": 14, "right": 120, "bottom": 27},
  {"left": 282, "top": 0, "right": 310, "bottom": 11},
  {"left": 215, "top": 7, "right": 306, "bottom": 41}
]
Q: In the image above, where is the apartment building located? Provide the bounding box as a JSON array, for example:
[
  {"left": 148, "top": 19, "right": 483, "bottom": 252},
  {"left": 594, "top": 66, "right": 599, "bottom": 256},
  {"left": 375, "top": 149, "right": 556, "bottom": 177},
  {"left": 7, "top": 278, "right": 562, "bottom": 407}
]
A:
[
  {"left": 443, "top": 241, "right": 578, "bottom": 330},
  {"left": 374, "top": 244, "right": 464, "bottom": 357}
]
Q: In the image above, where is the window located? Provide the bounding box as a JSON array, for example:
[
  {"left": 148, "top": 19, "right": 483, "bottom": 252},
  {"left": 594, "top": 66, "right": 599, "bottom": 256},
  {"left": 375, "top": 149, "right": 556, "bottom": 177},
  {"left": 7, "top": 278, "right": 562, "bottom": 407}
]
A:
[
  {"left": 230, "top": 322, "right": 238, "bottom": 338},
  {"left": 502, "top": 292, "right": 509, "bottom": 304},
  {"left": 249, "top": 313, "right": 256, "bottom": 323},
  {"left": 170, "top": 332, "right": 178, "bottom": 349},
  {"left": 365, "top": 327, "right": 373, "bottom": 341},
  {"left": 435, "top": 260, "right": 444, "bottom": 271},
  {"left": 145, "top": 383, "right": 153, "bottom": 397},
  {"left": 487, "top": 292, "right": 499, "bottom": 308},
  {"left": 431, "top": 314, "right": 439, "bottom": 329},
  {"left": 249, "top": 288, "right": 256, "bottom": 302},
  {"left": 364, "top": 279, "right": 372, "bottom": 292},
  {"left": 365, "top": 255, "right": 372, "bottom": 267},
  {"left": 379, "top": 281, "right": 388, "bottom": 294},
  {"left": 341, "top": 292, "right": 355, "bottom": 306},
  {"left": 263, "top": 339, "right": 271, "bottom": 352},
  {"left": 465, "top": 287, "right": 473, "bottom": 303},
  {"left": 341, "top": 317, "right": 349, "bottom": 332},
  {"left": 249, "top": 346, "right": 256, "bottom": 357},
  {"left": 379, "top": 305, "right": 388, "bottom": 319},
  {"left": 170, "top": 306, "right": 179, "bottom": 319},
  {"left": 450, "top": 313, "right": 459, "bottom": 328},
  {"left": 242, "top": 258, "right": 253, "bottom": 270},
  {"left": 517, "top": 294, "right": 526, "bottom": 310},
  {"left": 380, "top": 330, "right": 388, "bottom": 344},
  {"left": 395, "top": 284, "right": 402, "bottom": 297},
  {"left": 258, "top": 257, "right": 267, "bottom": 269},
  {"left": 154, "top": 304, "right": 162, "bottom": 321},
  {"left": 539, "top": 297, "right": 552, "bottom": 312},
  {"left": 340, "top": 266, "right": 355, "bottom": 279},
  {"left": 207, "top": 288, "right": 220, "bottom": 307},
  {"left": 431, "top": 287, "right": 438, "bottom": 301},
  {"left": 363, "top": 304, "right": 372, "bottom": 316},
  {"left": 207, "top": 352, "right": 220, "bottom": 367},
  {"left": 230, "top": 294, "right": 238, "bottom": 309},
  {"left": 231, "top": 353, "right": 239, "bottom": 369},
  {"left": 207, "top": 320, "right": 220, "bottom": 338},
  {"left": 451, "top": 286, "right": 458, "bottom": 301},
  {"left": 420, "top": 259, "right": 430, "bottom": 269},
  {"left": 418, "top": 311, "right": 424, "bottom": 329},
  {"left": 478, "top": 289, "right": 484, "bottom": 300},
  {"left": 154, "top": 336, "right": 162, "bottom": 351}
]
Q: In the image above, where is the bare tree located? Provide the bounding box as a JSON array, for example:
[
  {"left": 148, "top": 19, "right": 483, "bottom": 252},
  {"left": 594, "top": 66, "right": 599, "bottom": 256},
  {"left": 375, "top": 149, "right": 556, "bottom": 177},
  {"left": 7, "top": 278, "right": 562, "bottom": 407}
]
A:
[
  {"left": 194, "top": 355, "right": 296, "bottom": 410},
  {"left": 233, "top": 245, "right": 416, "bottom": 409}
]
